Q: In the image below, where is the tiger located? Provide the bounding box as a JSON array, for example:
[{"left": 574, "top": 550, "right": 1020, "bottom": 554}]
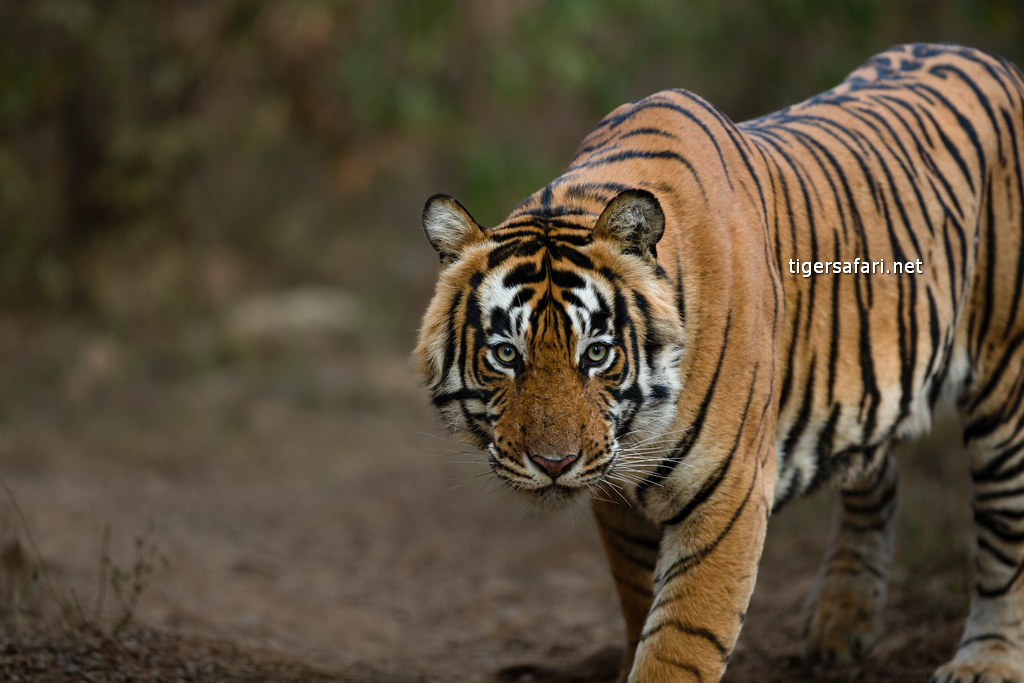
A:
[{"left": 414, "top": 43, "right": 1024, "bottom": 683}]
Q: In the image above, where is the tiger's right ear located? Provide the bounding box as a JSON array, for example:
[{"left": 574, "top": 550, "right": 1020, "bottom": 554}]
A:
[{"left": 422, "top": 194, "right": 487, "bottom": 267}]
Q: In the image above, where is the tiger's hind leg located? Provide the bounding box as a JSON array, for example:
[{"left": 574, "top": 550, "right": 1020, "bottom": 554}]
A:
[
  {"left": 931, "top": 414, "right": 1024, "bottom": 682},
  {"left": 801, "top": 448, "right": 897, "bottom": 664}
]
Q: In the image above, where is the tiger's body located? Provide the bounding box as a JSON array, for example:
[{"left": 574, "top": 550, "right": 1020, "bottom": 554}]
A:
[{"left": 415, "top": 44, "right": 1024, "bottom": 682}]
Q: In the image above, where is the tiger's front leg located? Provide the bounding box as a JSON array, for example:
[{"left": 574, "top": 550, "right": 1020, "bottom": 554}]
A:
[
  {"left": 593, "top": 497, "right": 661, "bottom": 682},
  {"left": 622, "top": 455, "right": 772, "bottom": 682}
]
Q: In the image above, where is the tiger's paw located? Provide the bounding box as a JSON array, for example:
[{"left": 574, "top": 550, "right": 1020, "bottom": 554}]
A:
[
  {"left": 800, "top": 572, "right": 886, "bottom": 665},
  {"left": 930, "top": 661, "right": 1023, "bottom": 683},
  {"left": 930, "top": 642, "right": 1024, "bottom": 683}
]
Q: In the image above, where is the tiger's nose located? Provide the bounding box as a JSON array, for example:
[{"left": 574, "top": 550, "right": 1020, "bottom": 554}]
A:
[{"left": 529, "top": 453, "right": 579, "bottom": 479}]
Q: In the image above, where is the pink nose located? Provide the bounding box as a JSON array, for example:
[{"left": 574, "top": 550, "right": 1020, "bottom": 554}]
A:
[{"left": 529, "top": 453, "right": 579, "bottom": 479}]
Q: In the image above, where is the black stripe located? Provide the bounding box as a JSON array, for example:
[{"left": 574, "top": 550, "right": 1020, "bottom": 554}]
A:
[
  {"left": 637, "top": 317, "right": 731, "bottom": 498},
  {"left": 639, "top": 621, "right": 728, "bottom": 658}
]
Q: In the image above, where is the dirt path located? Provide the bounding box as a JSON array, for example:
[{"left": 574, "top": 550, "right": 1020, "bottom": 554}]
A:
[{"left": 0, "top": 322, "right": 975, "bottom": 682}]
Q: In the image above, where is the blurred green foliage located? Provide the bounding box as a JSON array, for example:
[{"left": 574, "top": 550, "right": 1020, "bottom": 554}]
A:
[{"left": 0, "top": 0, "right": 1022, "bottom": 334}]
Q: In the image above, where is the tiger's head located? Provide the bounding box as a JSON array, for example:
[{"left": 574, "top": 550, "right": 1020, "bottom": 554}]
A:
[{"left": 415, "top": 189, "right": 685, "bottom": 508}]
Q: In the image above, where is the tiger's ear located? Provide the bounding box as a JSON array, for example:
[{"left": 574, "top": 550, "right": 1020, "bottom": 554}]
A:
[
  {"left": 593, "top": 189, "right": 665, "bottom": 261},
  {"left": 423, "top": 194, "right": 487, "bottom": 267}
]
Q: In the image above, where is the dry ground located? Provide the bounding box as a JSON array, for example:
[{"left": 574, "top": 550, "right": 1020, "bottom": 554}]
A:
[{"left": 0, "top": 314, "right": 978, "bottom": 682}]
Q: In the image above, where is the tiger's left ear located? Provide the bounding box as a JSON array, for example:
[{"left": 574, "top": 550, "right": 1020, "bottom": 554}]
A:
[
  {"left": 593, "top": 189, "right": 665, "bottom": 262},
  {"left": 422, "top": 194, "right": 487, "bottom": 267}
]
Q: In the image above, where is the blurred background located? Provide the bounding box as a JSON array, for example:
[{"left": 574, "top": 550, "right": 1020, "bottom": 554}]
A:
[{"left": 0, "top": 1, "right": 1021, "bottom": 681}]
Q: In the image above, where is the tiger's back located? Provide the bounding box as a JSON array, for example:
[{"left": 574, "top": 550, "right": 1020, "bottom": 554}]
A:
[
  {"left": 751, "top": 44, "right": 1024, "bottom": 507},
  {"left": 416, "top": 44, "right": 1024, "bottom": 682}
]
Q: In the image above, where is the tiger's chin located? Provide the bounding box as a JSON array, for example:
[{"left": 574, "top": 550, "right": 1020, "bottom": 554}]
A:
[
  {"left": 517, "top": 482, "right": 593, "bottom": 512},
  {"left": 493, "top": 471, "right": 615, "bottom": 512}
]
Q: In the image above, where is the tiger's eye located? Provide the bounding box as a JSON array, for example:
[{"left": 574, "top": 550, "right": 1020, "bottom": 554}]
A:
[
  {"left": 587, "top": 343, "right": 608, "bottom": 363},
  {"left": 495, "top": 344, "right": 518, "bottom": 364}
]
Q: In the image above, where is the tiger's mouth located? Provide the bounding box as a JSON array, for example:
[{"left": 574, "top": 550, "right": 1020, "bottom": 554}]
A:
[{"left": 486, "top": 443, "right": 617, "bottom": 507}]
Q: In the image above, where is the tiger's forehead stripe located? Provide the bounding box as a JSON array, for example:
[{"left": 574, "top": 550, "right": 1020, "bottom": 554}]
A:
[
  {"left": 475, "top": 241, "right": 618, "bottom": 349},
  {"left": 429, "top": 229, "right": 675, "bottom": 397}
]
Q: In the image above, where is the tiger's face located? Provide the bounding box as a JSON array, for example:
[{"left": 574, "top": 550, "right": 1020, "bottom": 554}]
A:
[{"left": 415, "top": 189, "right": 686, "bottom": 508}]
